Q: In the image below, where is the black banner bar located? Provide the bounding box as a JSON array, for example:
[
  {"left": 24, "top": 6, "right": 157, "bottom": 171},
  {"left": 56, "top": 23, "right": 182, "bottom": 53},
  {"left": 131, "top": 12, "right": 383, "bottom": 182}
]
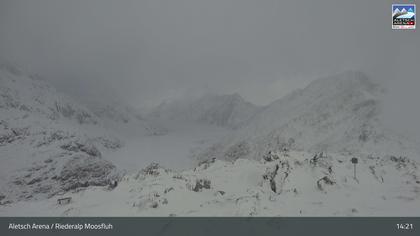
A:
[{"left": 0, "top": 217, "right": 419, "bottom": 236}]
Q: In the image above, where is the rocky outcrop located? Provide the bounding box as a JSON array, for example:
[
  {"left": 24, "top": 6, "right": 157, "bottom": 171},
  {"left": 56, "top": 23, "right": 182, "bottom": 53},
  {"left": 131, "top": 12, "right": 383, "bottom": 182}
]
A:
[{"left": 58, "top": 154, "right": 117, "bottom": 191}]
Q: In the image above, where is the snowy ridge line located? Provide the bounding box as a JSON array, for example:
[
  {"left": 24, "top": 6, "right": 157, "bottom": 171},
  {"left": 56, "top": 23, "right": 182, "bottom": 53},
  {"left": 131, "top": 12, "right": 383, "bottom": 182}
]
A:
[{"left": 198, "top": 71, "right": 420, "bottom": 162}]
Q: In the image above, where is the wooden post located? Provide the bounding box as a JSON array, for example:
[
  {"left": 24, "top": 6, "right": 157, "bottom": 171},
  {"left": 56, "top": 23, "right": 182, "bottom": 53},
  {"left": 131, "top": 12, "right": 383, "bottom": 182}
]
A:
[{"left": 351, "top": 157, "right": 358, "bottom": 180}]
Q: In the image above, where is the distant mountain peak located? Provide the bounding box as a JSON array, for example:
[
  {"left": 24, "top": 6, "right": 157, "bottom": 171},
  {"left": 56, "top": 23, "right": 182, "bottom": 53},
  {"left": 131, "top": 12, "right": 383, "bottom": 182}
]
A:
[
  {"left": 201, "top": 71, "right": 418, "bottom": 161},
  {"left": 148, "top": 93, "right": 260, "bottom": 129}
]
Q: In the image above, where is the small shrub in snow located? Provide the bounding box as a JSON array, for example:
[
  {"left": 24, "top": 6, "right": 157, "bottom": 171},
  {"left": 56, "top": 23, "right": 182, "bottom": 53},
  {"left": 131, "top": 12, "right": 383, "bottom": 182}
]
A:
[
  {"left": 262, "top": 151, "right": 279, "bottom": 162},
  {"left": 316, "top": 176, "right": 335, "bottom": 192},
  {"left": 196, "top": 158, "right": 216, "bottom": 170},
  {"left": 164, "top": 187, "right": 174, "bottom": 194},
  {"left": 192, "top": 179, "right": 211, "bottom": 192},
  {"left": 140, "top": 163, "right": 162, "bottom": 177}
]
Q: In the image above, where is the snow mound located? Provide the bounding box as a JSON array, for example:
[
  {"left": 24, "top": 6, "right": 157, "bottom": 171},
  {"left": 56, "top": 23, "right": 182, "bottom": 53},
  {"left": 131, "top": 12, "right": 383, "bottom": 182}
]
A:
[{"left": 2, "top": 151, "right": 419, "bottom": 216}]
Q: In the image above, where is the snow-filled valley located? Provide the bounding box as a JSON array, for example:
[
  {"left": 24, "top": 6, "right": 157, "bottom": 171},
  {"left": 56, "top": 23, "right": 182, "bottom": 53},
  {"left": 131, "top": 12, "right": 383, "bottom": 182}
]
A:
[
  {"left": 0, "top": 64, "right": 419, "bottom": 216},
  {"left": 106, "top": 122, "right": 230, "bottom": 172}
]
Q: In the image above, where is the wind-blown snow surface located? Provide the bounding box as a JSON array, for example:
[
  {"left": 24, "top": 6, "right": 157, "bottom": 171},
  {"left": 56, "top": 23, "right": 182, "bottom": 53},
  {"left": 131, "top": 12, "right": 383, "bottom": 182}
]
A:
[
  {"left": 1, "top": 66, "right": 420, "bottom": 216},
  {"left": 1, "top": 151, "right": 419, "bottom": 216}
]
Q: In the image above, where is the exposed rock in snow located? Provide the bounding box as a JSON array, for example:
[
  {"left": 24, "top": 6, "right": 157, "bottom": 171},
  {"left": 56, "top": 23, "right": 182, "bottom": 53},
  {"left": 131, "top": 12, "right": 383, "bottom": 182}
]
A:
[
  {"left": 0, "top": 65, "right": 124, "bottom": 202},
  {"left": 1, "top": 151, "right": 419, "bottom": 216},
  {"left": 60, "top": 140, "right": 102, "bottom": 157},
  {"left": 58, "top": 154, "right": 117, "bottom": 192},
  {"left": 2, "top": 151, "right": 119, "bottom": 203},
  {"left": 1, "top": 65, "right": 420, "bottom": 216}
]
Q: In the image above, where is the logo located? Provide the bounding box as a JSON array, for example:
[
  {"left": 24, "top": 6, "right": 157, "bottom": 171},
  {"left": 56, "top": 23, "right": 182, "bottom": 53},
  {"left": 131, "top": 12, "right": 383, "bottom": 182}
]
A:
[{"left": 392, "top": 4, "right": 416, "bottom": 29}]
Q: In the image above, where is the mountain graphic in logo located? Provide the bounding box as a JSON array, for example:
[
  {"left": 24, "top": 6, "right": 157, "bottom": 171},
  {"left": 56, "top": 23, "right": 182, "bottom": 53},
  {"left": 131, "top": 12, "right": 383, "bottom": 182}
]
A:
[
  {"left": 392, "top": 4, "right": 416, "bottom": 29},
  {"left": 393, "top": 6, "right": 415, "bottom": 19}
]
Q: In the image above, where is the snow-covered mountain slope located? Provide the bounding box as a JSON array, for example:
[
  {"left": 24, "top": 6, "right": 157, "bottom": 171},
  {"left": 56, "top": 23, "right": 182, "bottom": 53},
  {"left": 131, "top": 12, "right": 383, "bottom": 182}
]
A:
[
  {"left": 0, "top": 64, "right": 124, "bottom": 203},
  {"left": 1, "top": 151, "right": 419, "bottom": 216},
  {"left": 1, "top": 67, "right": 419, "bottom": 216},
  {"left": 0, "top": 64, "right": 99, "bottom": 126},
  {"left": 0, "top": 64, "right": 227, "bottom": 206},
  {"left": 148, "top": 93, "right": 260, "bottom": 129},
  {"left": 86, "top": 100, "right": 168, "bottom": 137},
  {"left": 200, "top": 71, "right": 420, "bottom": 161}
]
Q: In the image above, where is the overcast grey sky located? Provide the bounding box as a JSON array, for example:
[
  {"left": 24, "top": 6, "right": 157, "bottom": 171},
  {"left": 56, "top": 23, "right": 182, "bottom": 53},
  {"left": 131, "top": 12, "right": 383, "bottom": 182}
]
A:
[{"left": 0, "top": 0, "right": 419, "bottom": 139}]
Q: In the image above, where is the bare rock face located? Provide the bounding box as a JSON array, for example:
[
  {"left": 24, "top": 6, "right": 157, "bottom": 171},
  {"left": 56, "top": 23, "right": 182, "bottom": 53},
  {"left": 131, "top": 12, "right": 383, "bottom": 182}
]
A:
[
  {"left": 59, "top": 154, "right": 117, "bottom": 191},
  {"left": 60, "top": 140, "right": 102, "bottom": 157},
  {"left": 3, "top": 153, "right": 118, "bottom": 202}
]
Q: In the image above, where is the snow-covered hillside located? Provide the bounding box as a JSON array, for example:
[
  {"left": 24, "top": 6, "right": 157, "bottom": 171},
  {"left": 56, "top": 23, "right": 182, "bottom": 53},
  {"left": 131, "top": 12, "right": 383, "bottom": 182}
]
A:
[
  {"left": 0, "top": 64, "right": 225, "bottom": 206},
  {"left": 1, "top": 66, "right": 419, "bottom": 216},
  {"left": 1, "top": 151, "right": 419, "bottom": 216},
  {"left": 0, "top": 64, "right": 125, "bottom": 203},
  {"left": 201, "top": 71, "right": 420, "bottom": 162},
  {"left": 148, "top": 93, "right": 260, "bottom": 129}
]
